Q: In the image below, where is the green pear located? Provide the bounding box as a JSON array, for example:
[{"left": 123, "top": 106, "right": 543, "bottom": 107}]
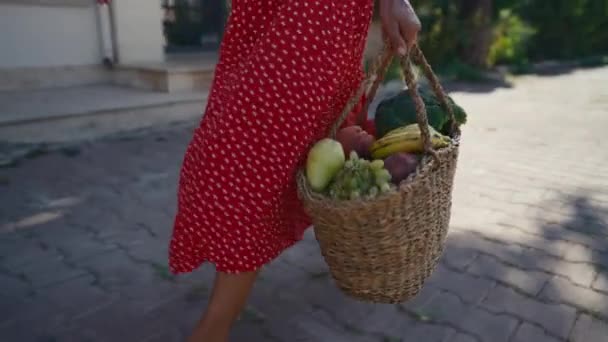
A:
[{"left": 306, "top": 138, "right": 345, "bottom": 192}]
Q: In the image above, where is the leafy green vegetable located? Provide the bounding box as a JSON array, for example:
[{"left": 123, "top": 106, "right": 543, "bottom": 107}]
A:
[{"left": 374, "top": 85, "right": 467, "bottom": 138}]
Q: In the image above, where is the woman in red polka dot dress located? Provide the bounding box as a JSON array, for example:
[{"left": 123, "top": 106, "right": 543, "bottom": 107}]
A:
[{"left": 169, "top": 0, "right": 421, "bottom": 340}]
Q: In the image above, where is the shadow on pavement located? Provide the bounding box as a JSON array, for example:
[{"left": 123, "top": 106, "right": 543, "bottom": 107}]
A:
[
  {"left": 1, "top": 131, "right": 607, "bottom": 342},
  {"left": 443, "top": 78, "right": 513, "bottom": 95}
]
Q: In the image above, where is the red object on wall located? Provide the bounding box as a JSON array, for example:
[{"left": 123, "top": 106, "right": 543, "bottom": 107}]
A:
[{"left": 97, "top": 0, "right": 111, "bottom": 4}]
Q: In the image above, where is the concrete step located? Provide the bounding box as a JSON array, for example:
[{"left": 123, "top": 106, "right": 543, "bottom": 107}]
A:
[
  {"left": 0, "top": 84, "right": 207, "bottom": 143},
  {"left": 113, "top": 53, "right": 217, "bottom": 93},
  {"left": 0, "top": 53, "right": 218, "bottom": 94},
  {"left": 0, "top": 65, "right": 112, "bottom": 92}
]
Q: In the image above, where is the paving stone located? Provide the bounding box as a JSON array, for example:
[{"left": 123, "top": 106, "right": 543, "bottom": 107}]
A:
[
  {"left": 401, "top": 282, "right": 439, "bottom": 311},
  {"left": 3, "top": 67, "right": 608, "bottom": 341},
  {"left": 461, "top": 219, "right": 578, "bottom": 261},
  {"left": 97, "top": 222, "right": 150, "bottom": 247},
  {"left": 417, "top": 291, "right": 468, "bottom": 327},
  {"left": 571, "top": 314, "right": 608, "bottom": 342},
  {"left": 399, "top": 324, "right": 455, "bottom": 342},
  {"left": 246, "top": 278, "right": 318, "bottom": 326},
  {"left": 449, "top": 332, "right": 477, "bottom": 342},
  {"left": 441, "top": 244, "right": 478, "bottom": 270},
  {"left": 512, "top": 323, "right": 561, "bottom": 342},
  {"left": 467, "top": 254, "right": 550, "bottom": 296},
  {"left": 18, "top": 253, "right": 87, "bottom": 288},
  {"left": 547, "top": 260, "right": 598, "bottom": 288},
  {"left": 444, "top": 232, "right": 528, "bottom": 268},
  {"left": 591, "top": 272, "right": 608, "bottom": 293},
  {"left": 420, "top": 291, "right": 518, "bottom": 342},
  {"left": 67, "top": 207, "right": 127, "bottom": 241},
  {"left": 0, "top": 184, "right": 25, "bottom": 225},
  {"left": 143, "top": 330, "right": 185, "bottom": 342},
  {"left": 0, "top": 236, "right": 60, "bottom": 271},
  {"left": 59, "top": 301, "right": 162, "bottom": 342},
  {"left": 426, "top": 263, "right": 495, "bottom": 304},
  {"left": 74, "top": 250, "right": 181, "bottom": 311},
  {"left": 2, "top": 275, "right": 114, "bottom": 337},
  {"left": 31, "top": 224, "right": 118, "bottom": 261},
  {"left": 0, "top": 320, "right": 54, "bottom": 342},
  {"left": 458, "top": 306, "right": 518, "bottom": 342},
  {"left": 229, "top": 321, "right": 273, "bottom": 342},
  {"left": 540, "top": 277, "right": 608, "bottom": 319},
  {"left": 482, "top": 284, "right": 576, "bottom": 339},
  {"left": 112, "top": 199, "right": 174, "bottom": 240},
  {"left": 246, "top": 278, "right": 376, "bottom": 342},
  {"left": 0, "top": 293, "right": 62, "bottom": 332},
  {"left": 249, "top": 276, "right": 395, "bottom": 340},
  {"left": 115, "top": 230, "right": 170, "bottom": 266},
  {"left": 0, "top": 273, "right": 31, "bottom": 297},
  {"left": 0, "top": 231, "right": 30, "bottom": 254},
  {"left": 42, "top": 275, "right": 116, "bottom": 322},
  {"left": 143, "top": 294, "right": 208, "bottom": 340},
  {"left": 562, "top": 244, "right": 608, "bottom": 269},
  {"left": 280, "top": 230, "right": 328, "bottom": 274},
  {"left": 457, "top": 232, "right": 598, "bottom": 288},
  {"left": 350, "top": 303, "right": 416, "bottom": 337},
  {"left": 291, "top": 311, "right": 379, "bottom": 342},
  {"left": 3, "top": 210, "right": 68, "bottom": 236},
  {"left": 42, "top": 328, "right": 111, "bottom": 342},
  {"left": 259, "top": 257, "right": 324, "bottom": 295},
  {"left": 145, "top": 216, "right": 175, "bottom": 242},
  {"left": 292, "top": 274, "right": 382, "bottom": 328},
  {"left": 530, "top": 222, "right": 608, "bottom": 255},
  {"left": 0, "top": 294, "right": 30, "bottom": 326},
  {"left": 174, "top": 263, "right": 216, "bottom": 288}
]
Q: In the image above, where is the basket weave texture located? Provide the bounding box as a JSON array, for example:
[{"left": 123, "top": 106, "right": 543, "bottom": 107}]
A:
[{"left": 296, "top": 45, "right": 461, "bottom": 303}]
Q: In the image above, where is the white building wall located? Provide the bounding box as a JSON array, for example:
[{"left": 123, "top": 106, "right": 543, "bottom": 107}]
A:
[
  {"left": 0, "top": 2, "right": 101, "bottom": 68},
  {"left": 111, "top": 0, "right": 165, "bottom": 64}
]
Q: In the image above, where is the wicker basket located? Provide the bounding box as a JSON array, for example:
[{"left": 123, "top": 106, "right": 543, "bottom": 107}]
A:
[{"left": 296, "top": 45, "right": 461, "bottom": 304}]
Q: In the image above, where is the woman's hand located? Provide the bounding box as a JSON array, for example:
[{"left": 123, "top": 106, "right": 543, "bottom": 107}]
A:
[{"left": 379, "top": 0, "right": 421, "bottom": 56}]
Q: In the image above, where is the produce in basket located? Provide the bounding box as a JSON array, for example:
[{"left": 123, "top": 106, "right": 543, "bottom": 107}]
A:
[
  {"left": 370, "top": 124, "right": 451, "bottom": 159},
  {"left": 374, "top": 86, "right": 467, "bottom": 138},
  {"left": 298, "top": 46, "right": 463, "bottom": 304},
  {"left": 384, "top": 153, "right": 419, "bottom": 184},
  {"left": 327, "top": 152, "right": 394, "bottom": 200},
  {"left": 306, "top": 138, "right": 345, "bottom": 192},
  {"left": 335, "top": 125, "right": 375, "bottom": 159}
]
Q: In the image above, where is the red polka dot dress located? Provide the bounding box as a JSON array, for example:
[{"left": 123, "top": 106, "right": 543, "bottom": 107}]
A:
[{"left": 169, "top": 0, "right": 374, "bottom": 274}]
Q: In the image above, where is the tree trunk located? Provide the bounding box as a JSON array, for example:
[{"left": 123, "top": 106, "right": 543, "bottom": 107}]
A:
[{"left": 457, "top": 0, "right": 494, "bottom": 68}]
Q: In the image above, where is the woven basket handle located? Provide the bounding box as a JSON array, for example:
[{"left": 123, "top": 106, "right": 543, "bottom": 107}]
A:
[
  {"left": 329, "top": 44, "right": 458, "bottom": 159},
  {"left": 328, "top": 48, "right": 392, "bottom": 138},
  {"left": 403, "top": 46, "right": 459, "bottom": 140}
]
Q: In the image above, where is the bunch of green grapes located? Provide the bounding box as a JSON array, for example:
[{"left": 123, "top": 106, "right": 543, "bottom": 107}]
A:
[{"left": 328, "top": 152, "right": 395, "bottom": 200}]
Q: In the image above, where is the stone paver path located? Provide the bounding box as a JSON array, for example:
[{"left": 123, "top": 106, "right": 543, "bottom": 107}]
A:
[{"left": 1, "top": 67, "right": 608, "bottom": 342}]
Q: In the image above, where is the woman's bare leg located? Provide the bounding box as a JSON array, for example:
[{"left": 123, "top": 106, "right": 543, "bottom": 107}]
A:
[{"left": 187, "top": 270, "right": 259, "bottom": 342}]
